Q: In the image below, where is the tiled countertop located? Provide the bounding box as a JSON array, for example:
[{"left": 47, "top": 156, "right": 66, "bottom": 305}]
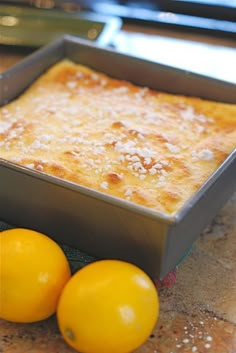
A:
[
  {"left": 0, "top": 27, "right": 236, "bottom": 353},
  {"left": 1, "top": 193, "right": 235, "bottom": 353}
]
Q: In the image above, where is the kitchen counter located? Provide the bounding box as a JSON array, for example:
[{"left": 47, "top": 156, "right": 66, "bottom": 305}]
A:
[
  {"left": 0, "top": 194, "right": 235, "bottom": 353},
  {"left": 0, "top": 26, "right": 236, "bottom": 353}
]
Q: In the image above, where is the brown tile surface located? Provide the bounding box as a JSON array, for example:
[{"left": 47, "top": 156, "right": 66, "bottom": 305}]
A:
[{"left": 1, "top": 193, "right": 235, "bottom": 353}]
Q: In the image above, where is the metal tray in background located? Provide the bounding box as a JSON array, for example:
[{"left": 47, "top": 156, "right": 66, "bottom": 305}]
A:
[
  {"left": 0, "top": 4, "right": 122, "bottom": 47},
  {"left": 0, "top": 36, "right": 235, "bottom": 279}
]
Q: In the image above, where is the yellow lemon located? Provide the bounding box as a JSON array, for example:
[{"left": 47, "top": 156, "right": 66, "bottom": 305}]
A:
[
  {"left": 57, "top": 259, "right": 159, "bottom": 353},
  {"left": 0, "top": 228, "right": 71, "bottom": 323}
]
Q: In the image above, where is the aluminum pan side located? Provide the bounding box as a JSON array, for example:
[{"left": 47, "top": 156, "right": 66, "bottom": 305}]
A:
[
  {"left": 65, "top": 35, "right": 236, "bottom": 104},
  {"left": 0, "top": 160, "right": 170, "bottom": 277},
  {"left": 1, "top": 35, "right": 236, "bottom": 105},
  {"left": 0, "top": 159, "right": 174, "bottom": 224},
  {"left": 175, "top": 150, "right": 236, "bottom": 221},
  {"left": 163, "top": 151, "right": 236, "bottom": 276},
  {"left": 0, "top": 37, "right": 65, "bottom": 106}
]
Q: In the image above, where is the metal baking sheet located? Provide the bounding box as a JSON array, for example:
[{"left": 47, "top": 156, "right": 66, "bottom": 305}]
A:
[
  {"left": 0, "top": 4, "right": 122, "bottom": 47},
  {"left": 0, "top": 35, "right": 235, "bottom": 278}
]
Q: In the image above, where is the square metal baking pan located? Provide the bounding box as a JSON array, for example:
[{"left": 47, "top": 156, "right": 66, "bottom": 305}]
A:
[{"left": 0, "top": 35, "right": 235, "bottom": 278}]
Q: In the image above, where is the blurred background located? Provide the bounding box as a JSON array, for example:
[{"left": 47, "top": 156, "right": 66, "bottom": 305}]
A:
[{"left": 3, "top": 0, "right": 235, "bottom": 34}]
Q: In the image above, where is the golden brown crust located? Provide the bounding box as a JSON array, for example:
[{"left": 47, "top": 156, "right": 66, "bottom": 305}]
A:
[{"left": 0, "top": 60, "right": 235, "bottom": 214}]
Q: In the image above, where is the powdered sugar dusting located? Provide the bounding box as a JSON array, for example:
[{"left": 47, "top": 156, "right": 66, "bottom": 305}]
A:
[
  {"left": 192, "top": 149, "right": 214, "bottom": 161},
  {"left": 165, "top": 143, "right": 181, "bottom": 154},
  {"left": 100, "top": 181, "right": 108, "bottom": 190},
  {"left": 167, "top": 316, "right": 217, "bottom": 353},
  {"left": 0, "top": 121, "right": 12, "bottom": 134}
]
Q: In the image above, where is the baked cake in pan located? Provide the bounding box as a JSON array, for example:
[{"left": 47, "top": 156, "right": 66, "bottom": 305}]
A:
[{"left": 0, "top": 60, "right": 235, "bottom": 214}]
